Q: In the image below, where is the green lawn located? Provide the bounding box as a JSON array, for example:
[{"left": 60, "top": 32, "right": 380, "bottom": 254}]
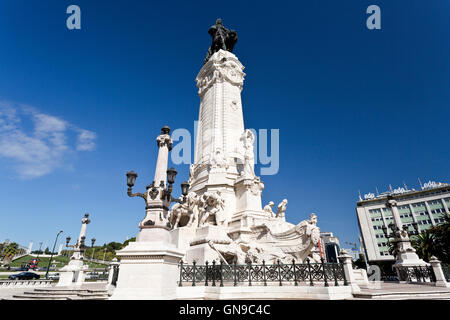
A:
[{"left": 7, "top": 255, "right": 108, "bottom": 270}]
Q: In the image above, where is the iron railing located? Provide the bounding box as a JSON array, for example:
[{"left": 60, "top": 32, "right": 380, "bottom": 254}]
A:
[
  {"left": 396, "top": 265, "right": 436, "bottom": 283},
  {"left": 111, "top": 264, "right": 119, "bottom": 286},
  {"left": 178, "top": 258, "right": 347, "bottom": 287}
]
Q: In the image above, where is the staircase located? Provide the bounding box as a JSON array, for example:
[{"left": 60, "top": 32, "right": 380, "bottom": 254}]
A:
[{"left": 10, "top": 286, "right": 110, "bottom": 300}]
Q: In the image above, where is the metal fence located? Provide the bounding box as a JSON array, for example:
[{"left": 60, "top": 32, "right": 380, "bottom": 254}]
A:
[
  {"left": 111, "top": 264, "right": 119, "bottom": 286},
  {"left": 179, "top": 259, "right": 348, "bottom": 287},
  {"left": 396, "top": 266, "right": 436, "bottom": 283}
]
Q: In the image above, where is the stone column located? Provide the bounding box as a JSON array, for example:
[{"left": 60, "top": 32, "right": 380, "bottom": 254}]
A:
[
  {"left": 338, "top": 249, "right": 360, "bottom": 293},
  {"left": 386, "top": 198, "right": 403, "bottom": 230},
  {"left": 385, "top": 196, "right": 427, "bottom": 270},
  {"left": 429, "top": 256, "right": 449, "bottom": 288},
  {"left": 57, "top": 214, "right": 90, "bottom": 287},
  {"left": 138, "top": 127, "right": 173, "bottom": 233},
  {"left": 111, "top": 128, "right": 184, "bottom": 300},
  {"left": 153, "top": 126, "right": 172, "bottom": 188}
]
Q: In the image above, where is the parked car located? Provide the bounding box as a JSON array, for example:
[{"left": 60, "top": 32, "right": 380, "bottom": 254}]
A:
[
  {"left": 47, "top": 272, "right": 60, "bottom": 280},
  {"left": 14, "top": 266, "right": 29, "bottom": 271},
  {"left": 8, "top": 272, "right": 40, "bottom": 280},
  {"left": 85, "top": 272, "right": 100, "bottom": 280}
]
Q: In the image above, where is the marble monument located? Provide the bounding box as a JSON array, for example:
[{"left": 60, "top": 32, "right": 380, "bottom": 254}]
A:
[{"left": 111, "top": 19, "right": 323, "bottom": 299}]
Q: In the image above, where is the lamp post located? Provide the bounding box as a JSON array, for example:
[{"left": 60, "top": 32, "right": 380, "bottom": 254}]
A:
[
  {"left": 126, "top": 168, "right": 189, "bottom": 225},
  {"left": 45, "top": 230, "right": 63, "bottom": 279},
  {"left": 91, "top": 238, "right": 96, "bottom": 260},
  {"left": 382, "top": 195, "right": 426, "bottom": 270},
  {"left": 125, "top": 126, "right": 190, "bottom": 230},
  {"left": 103, "top": 247, "right": 107, "bottom": 262},
  {"left": 65, "top": 213, "right": 91, "bottom": 260}
]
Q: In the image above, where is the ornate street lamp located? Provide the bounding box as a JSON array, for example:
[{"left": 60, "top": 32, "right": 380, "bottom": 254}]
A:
[
  {"left": 91, "top": 238, "right": 96, "bottom": 260},
  {"left": 126, "top": 168, "right": 189, "bottom": 204},
  {"left": 166, "top": 167, "right": 177, "bottom": 185},
  {"left": 125, "top": 125, "right": 190, "bottom": 230},
  {"left": 181, "top": 181, "right": 190, "bottom": 197},
  {"left": 126, "top": 171, "right": 138, "bottom": 188}
]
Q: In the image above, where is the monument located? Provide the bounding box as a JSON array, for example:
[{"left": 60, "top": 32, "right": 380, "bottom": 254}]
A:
[
  {"left": 112, "top": 19, "right": 324, "bottom": 300},
  {"left": 383, "top": 195, "right": 428, "bottom": 271},
  {"left": 57, "top": 213, "right": 91, "bottom": 286}
]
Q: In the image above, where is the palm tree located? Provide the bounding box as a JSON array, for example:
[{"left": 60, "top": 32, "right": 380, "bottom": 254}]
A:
[
  {"left": 1, "top": 243, "right": 19, "bottom": 265},
  {"left": 412, "top": 231, "right": 435, "bottom": 262},
  {"left": 428, "top": 212, "right": 450, "bottom": 263}
]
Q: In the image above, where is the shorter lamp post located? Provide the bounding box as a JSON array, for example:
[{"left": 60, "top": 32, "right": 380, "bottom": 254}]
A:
[
  {"left": 45, "top": 230, "right": 63, "bottom": 279},
  {"left": 91, "top": 238, "right": 96, "bottom": 260},
  {"left": 103, "top": 247, "right": 107, "bottom": 262}
]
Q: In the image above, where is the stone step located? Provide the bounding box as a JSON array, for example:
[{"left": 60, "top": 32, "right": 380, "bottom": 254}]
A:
[
  {"left": 33, "top": 288, "right": 107, "bottom": 294},
  {"left": 10, "top": 287, "right": 110, "bottom": 300},
  {"left": 12, "top": 293, "right": 109, "bottom": 300},
  {"left": 12, "top": 295, "right": 70, "bottom": 300},
  {"left": 353, "top": 291, "right": 450, "bottom": 300}
]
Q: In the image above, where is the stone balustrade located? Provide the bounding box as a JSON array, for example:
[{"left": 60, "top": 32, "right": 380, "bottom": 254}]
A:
[{"left": 0, "top": 279, "right": 53, "bottom": 288}]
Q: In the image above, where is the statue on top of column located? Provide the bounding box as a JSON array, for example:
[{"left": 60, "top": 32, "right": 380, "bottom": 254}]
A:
[{"left": 204, "top": 18, "right": 238, "bottom": 64}]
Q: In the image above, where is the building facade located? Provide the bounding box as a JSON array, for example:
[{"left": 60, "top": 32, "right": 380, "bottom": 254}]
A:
[
  {"left": 356, "top": 181, "right": 450, "bottom": 262},
  {"left": 319, "top": 232, "right": 340, "bottom": 263}
]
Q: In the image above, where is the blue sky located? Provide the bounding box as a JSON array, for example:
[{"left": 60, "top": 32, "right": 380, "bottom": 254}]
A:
[{"left": 0, "top": 1, "right": 449, "bottom": 251}]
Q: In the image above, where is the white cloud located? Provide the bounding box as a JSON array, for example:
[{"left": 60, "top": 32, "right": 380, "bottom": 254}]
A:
[
  {"left": 0, "top": 102, "right": 97, "bottom": 179},
  {"left": 76, "top": 129, "right": 97, "bottom": 151}
]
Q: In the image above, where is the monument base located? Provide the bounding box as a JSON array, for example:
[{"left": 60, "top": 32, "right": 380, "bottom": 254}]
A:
[
  {"left": 393, "top": 251, "right": 428, "bottom": 267},
  {"left": 56, "top": 260, "right": 87, "bottom": 287},
  {"left": 176, "top": 284, "right": 354, "bottom": 300},
  {"left": 110, "top": 228, "right": 184, "bottom": 300},
  {"left": 184, "top": 225, "right": 232, "bottom": 264}
]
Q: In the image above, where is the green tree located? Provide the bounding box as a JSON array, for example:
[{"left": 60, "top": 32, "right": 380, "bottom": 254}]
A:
[
  {"left": 411, "top": 231, "right": 435, "bottom": 262},
  {"left": 424, "top": 213, "right": 449, "bottom": 263},
  {"left": 1, "top": 242, "right": 19, "bottom": 264},
  {"left": 123, "top": 237, "right": 136, "bottom": 247},
  {"left": 387, "top": 238, "right": 397, "bottom": 258}
]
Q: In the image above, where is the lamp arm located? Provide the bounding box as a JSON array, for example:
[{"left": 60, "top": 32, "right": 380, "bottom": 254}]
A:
[{"left": 127, "top": 187, "right": 146, "bottom": 200}]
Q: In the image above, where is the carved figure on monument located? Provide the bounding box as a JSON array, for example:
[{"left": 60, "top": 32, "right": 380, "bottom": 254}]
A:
[
  {"left": 168, "top": 192, "right": 200, "bottom": 229},
  {"left": 239, "top": 129, "right": 256, "bottom": 178},
  {"left": 198, "top": 191, "right": 226, "bottom": 226},
  {"left": 276, "top": 199, "right": 288, "bottom": 218},
  {"left": 204, "top": 18, "right": 238, "bottom": 64},
  {"left": 210, "top": 148, "right": 228, "bottom": 171},
  {"left": 263, "top": 201, "right": 276, "bottom": 217}
]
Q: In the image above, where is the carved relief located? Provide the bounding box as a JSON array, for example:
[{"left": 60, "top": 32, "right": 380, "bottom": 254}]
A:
[
  {"left": 198, "top": 191, "right": 226, "bottom": 227},
  {"left": 196, "top": 51, "right": 245, "bottom": 97}
]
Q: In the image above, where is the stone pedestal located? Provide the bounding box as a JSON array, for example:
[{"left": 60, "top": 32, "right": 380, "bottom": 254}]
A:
[
  {"left": 184, "top": 225, "right": 232, "bottom": 264},
  {"left": 338, "top": 249, "right": 361, "bottom": 293},
  {"left": 429, "top": 256, "right": 449, "bottom": 288},
  {"left": 57, "top": 260, "right": 87, "bottom": 287},
  {"left": 235, "top": 177, "right": 264, "bottom": 213},
  {"left": 170, "top": 226, "right": 197, "bottom": 252},
  {"left": 110, "top": 228, "right": 184, "bottom": 300}
]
